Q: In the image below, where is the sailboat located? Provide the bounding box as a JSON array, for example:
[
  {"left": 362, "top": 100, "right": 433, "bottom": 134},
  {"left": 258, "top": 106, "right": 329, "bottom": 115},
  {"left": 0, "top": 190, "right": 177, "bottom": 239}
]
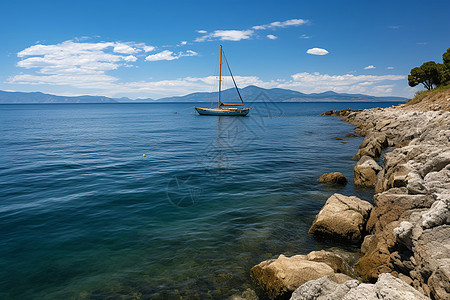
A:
[{"left": 194, "top": 45, "right": 250, "bottom": 116}]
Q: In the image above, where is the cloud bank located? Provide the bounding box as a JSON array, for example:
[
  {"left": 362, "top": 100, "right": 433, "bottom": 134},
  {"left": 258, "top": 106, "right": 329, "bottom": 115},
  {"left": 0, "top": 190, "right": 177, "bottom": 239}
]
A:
[
  {"left": 10, "top": 39, "right": 198, "bottom": 89},
  {"left": 195, "top": 18, "right": 308, "bottom": 42}
]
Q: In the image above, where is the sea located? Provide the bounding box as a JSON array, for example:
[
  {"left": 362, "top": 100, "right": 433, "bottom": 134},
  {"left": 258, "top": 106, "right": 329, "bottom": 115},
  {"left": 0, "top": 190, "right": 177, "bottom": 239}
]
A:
[{"left": 0, "top": 101, "right": 399, "bottom": 299}]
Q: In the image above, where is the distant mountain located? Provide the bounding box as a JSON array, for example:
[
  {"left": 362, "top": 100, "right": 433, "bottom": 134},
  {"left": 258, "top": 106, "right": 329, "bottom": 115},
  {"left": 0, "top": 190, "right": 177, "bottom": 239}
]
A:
[
  {"left": 158, "top": 85, "right": 408, "bottom": 103},
  {"left": 0, "top": 86, "right": 407, "bottom": 104},
  {"left": 0, "top": 90, "right": 118, "bottom": 103}
]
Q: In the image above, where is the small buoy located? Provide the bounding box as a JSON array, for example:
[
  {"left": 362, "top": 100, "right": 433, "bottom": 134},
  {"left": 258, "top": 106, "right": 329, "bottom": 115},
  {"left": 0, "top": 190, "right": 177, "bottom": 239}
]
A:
[{"left": 143, "top": 154, "right": 146, "bottom": 158}]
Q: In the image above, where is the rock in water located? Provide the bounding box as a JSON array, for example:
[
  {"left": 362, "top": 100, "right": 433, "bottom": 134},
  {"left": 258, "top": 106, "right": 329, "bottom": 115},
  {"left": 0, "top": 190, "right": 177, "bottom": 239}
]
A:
[
  {"left": 309, "top": 193, "right": 373, "bottom": 243},
  {"left": 354, "top": 155, "right": 382, "bottom": 187},
  {"left": 318, "top": 172, "right": 348, "bottom": 185},
  {"left": 290, "top": 273, "right": 429, "bottom": 300},
  {"left": 250, "top": 252, "right": 350, "bottom": 299}
]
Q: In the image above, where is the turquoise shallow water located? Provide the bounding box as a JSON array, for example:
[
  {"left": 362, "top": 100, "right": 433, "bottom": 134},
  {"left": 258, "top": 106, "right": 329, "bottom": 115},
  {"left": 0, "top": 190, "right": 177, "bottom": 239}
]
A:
[{"left": 0, "top": 102, "right": 398, "bottom": 299}]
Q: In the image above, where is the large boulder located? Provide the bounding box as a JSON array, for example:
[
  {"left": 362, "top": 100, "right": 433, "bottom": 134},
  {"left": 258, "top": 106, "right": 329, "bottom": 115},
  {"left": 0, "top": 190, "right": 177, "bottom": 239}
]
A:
[
  {"left": 318, "top": 172, "right": 348, "bottom": 185},
  {"left": 354, "top": 156, "right": 382, "bottom": 187},
  {"left": 309, "top": 194, "right": 373, "bottom": 243},
  {"left": 250, "top": 251, "right": 352, "bottom": 299},
  {"left": 290, "top": 273, "right": 428, "bottom": 300}
]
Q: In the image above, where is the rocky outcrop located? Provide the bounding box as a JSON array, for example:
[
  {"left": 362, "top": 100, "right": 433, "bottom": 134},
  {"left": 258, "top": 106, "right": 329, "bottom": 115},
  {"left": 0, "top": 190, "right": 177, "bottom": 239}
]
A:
[
  {"left": 252, "top": 103, "right": 449, "bottom": 300},
  {"left": 317, "top": 172, "right": 348, "bottom": 185},
  {"left": 309, "top": 194, "right": 373, "bottom": 243},
  {"left": 290, "top": 273, "right": 428, "bottom": 300},
  {"left": 250, "top": 251, "right": 352, "bottom": 299},
  {"left": 319, "top": 108, "right": 360, "bottom": 117},
  {"left": 341, "top": 106, "right": 450, "bottom": 299},
  {"left": 354, "top": 155, "right": 382, "bottom": 187}
]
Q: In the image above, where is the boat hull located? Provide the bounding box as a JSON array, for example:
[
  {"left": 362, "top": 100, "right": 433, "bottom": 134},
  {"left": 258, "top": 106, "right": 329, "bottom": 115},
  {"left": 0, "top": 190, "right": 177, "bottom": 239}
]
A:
[{"left": 194, "top": 107, "right": 249, "bottom": 116}]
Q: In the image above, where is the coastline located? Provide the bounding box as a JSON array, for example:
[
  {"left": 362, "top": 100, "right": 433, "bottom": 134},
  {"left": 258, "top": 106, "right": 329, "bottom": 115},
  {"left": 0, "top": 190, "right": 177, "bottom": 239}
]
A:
[{"left": 249, "top": 97, "right": 449, "bottom": 299}]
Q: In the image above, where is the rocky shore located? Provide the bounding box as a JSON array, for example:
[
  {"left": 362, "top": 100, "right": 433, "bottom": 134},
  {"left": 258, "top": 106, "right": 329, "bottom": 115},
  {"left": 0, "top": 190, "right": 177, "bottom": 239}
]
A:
[{"left": 249, "top": 97, "right": 449, "bottom": 299}]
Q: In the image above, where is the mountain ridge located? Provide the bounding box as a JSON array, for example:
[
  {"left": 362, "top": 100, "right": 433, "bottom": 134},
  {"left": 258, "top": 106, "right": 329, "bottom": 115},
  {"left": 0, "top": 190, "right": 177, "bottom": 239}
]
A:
[{"left": 0, "top": 86, "right": 408, "bottom": 104}]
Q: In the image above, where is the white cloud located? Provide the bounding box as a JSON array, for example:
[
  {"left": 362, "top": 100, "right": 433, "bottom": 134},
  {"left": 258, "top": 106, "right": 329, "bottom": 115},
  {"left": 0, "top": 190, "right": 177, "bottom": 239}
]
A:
[
  {"left": 300, "top": 34, "right": 311, "bottom": 39},
  {"left": 278, "top": 72, "right": 405, "bottom": 95},
  {"left": 113, "top": 43, "right": 136, "bottom": 54},
  {"left": 10, "top": 39, "right": 173, "bottom": 90},
  {"left": 143, "top": 45, "right": 156, "bottom": 52},
  {"left": 15, "top": 40, "right": 135, "bottom": 78},
  {"left": 183, "top": 50, "right": 198, "bottom": 57},
  {"left": 364, "top": 65, "right": 376, "bottom": 70},
  {"left": 387, "top": 66, "right": 394, "bottom": 70},
  {"left": 124, "top": 55, "right": 138, "bottom": 62},
  {"left": 145, "top": 50, "right": 198, "bottom": 61},
  {"left": 179, "top": 41, "right": 187, "bottom": 46},
  {"left": 306, "top": 48, "right": 329, "bottom": 55},
  {"left": 252, "top": 18, "right": 308, "bottom": 30},
  {"left": 267, "top": 34, "right": 278, "bottom": 40},
  {"left": 145, "top": 50, "right": 178, "bottom": 61},
  {"left": 195, "top": 18, "right": 307, "bottom": 42},
  {"left": 196, "top": 30, "right": 254, "bottom": 42}
]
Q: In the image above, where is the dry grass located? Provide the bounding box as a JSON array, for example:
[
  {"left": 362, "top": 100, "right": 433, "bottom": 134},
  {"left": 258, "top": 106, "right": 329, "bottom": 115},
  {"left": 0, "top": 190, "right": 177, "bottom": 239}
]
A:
[{"left": 404, "top": 85, "right": 450, "bottom": 111}]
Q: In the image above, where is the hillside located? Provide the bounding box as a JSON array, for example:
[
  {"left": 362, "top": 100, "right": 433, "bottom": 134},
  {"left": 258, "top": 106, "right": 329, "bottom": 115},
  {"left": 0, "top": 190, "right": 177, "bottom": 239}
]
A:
[
  {"left": 0, "top": 86, "right": 407, "bottom": 104},
  {"left": 403, "top": 85, "right": 450, "bottom": 111},
  {"left": 0, "top": 90, "right": 118, "bottom": 104},
  {"left": 158, "top": 85, "right": 407, "bottom": 103}
]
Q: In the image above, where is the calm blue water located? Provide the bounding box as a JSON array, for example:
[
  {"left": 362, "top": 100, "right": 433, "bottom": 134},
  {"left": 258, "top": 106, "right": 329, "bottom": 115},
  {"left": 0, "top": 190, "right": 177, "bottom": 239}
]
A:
[{"left": 0, "top": 102, "right": 397, "bottom": 299}]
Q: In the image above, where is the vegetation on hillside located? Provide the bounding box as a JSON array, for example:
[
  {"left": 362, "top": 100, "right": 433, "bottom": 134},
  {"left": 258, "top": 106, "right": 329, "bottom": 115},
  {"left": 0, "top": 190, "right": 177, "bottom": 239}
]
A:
[
  {"left": 406, "top": 84, "right": 450, "bottom": 106},
  {"left": 408, "top": 48, "right": 450, "bottom": 90}
]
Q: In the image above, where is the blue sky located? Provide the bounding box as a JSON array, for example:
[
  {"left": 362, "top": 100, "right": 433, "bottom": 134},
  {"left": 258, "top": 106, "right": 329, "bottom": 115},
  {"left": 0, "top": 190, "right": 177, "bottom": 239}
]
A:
[{"left": 0, "top": 0, "right": 449, "bottom": 99}]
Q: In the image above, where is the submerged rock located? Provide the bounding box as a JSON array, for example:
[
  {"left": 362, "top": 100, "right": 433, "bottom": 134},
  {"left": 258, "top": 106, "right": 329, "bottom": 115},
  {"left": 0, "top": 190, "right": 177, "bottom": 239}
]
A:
[
  {"left": 317, "top": 172, "right": 348, "bottom": 185},
  {"left": 309, "top": 193, "right": 373, "bottom": 243},
  {"left": 318, "top": 109, "right": 357, "bottom": 117}
]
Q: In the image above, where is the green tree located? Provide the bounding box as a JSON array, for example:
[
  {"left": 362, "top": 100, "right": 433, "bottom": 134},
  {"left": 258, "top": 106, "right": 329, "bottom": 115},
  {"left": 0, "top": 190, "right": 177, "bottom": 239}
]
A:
[
  {"left": 408, "top": 61, "right": 440, "bottom": 90},
  {"left": 443, "top": 48, "right": 450, "bottom": 68},
  {"left": 441, "top": 48, "right": 450, "bottom": 84},
  {"left": 437, "top": 63, "right": 450, "bottom": 85}
]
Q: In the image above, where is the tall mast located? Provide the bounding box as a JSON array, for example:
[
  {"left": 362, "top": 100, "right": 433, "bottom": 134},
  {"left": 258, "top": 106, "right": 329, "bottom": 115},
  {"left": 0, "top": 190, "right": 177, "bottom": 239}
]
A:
[{"left": 218, "top": 45, "right": 222, "bottom": 108}]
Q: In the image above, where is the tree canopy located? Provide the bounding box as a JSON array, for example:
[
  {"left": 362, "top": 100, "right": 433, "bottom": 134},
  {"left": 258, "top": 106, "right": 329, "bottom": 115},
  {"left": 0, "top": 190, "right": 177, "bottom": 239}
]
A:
[{"left": 408, "top": 48, "right": 450, "bottom": 90}]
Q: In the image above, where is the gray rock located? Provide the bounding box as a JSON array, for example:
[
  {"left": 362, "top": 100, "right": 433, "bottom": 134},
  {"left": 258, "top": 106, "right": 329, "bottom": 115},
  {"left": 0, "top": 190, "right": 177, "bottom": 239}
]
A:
[
  {"left": 421, "top": 200, "right": 450, "bottom": 229},
  {"left": 290, "top": 273, "right": 428, "bottom": 300},
  {"left": 290, "top": 275, "right": 358, "bottom": 300},
  {"left": 354, "top": 156, "right": 382, "bottom": 187}
]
